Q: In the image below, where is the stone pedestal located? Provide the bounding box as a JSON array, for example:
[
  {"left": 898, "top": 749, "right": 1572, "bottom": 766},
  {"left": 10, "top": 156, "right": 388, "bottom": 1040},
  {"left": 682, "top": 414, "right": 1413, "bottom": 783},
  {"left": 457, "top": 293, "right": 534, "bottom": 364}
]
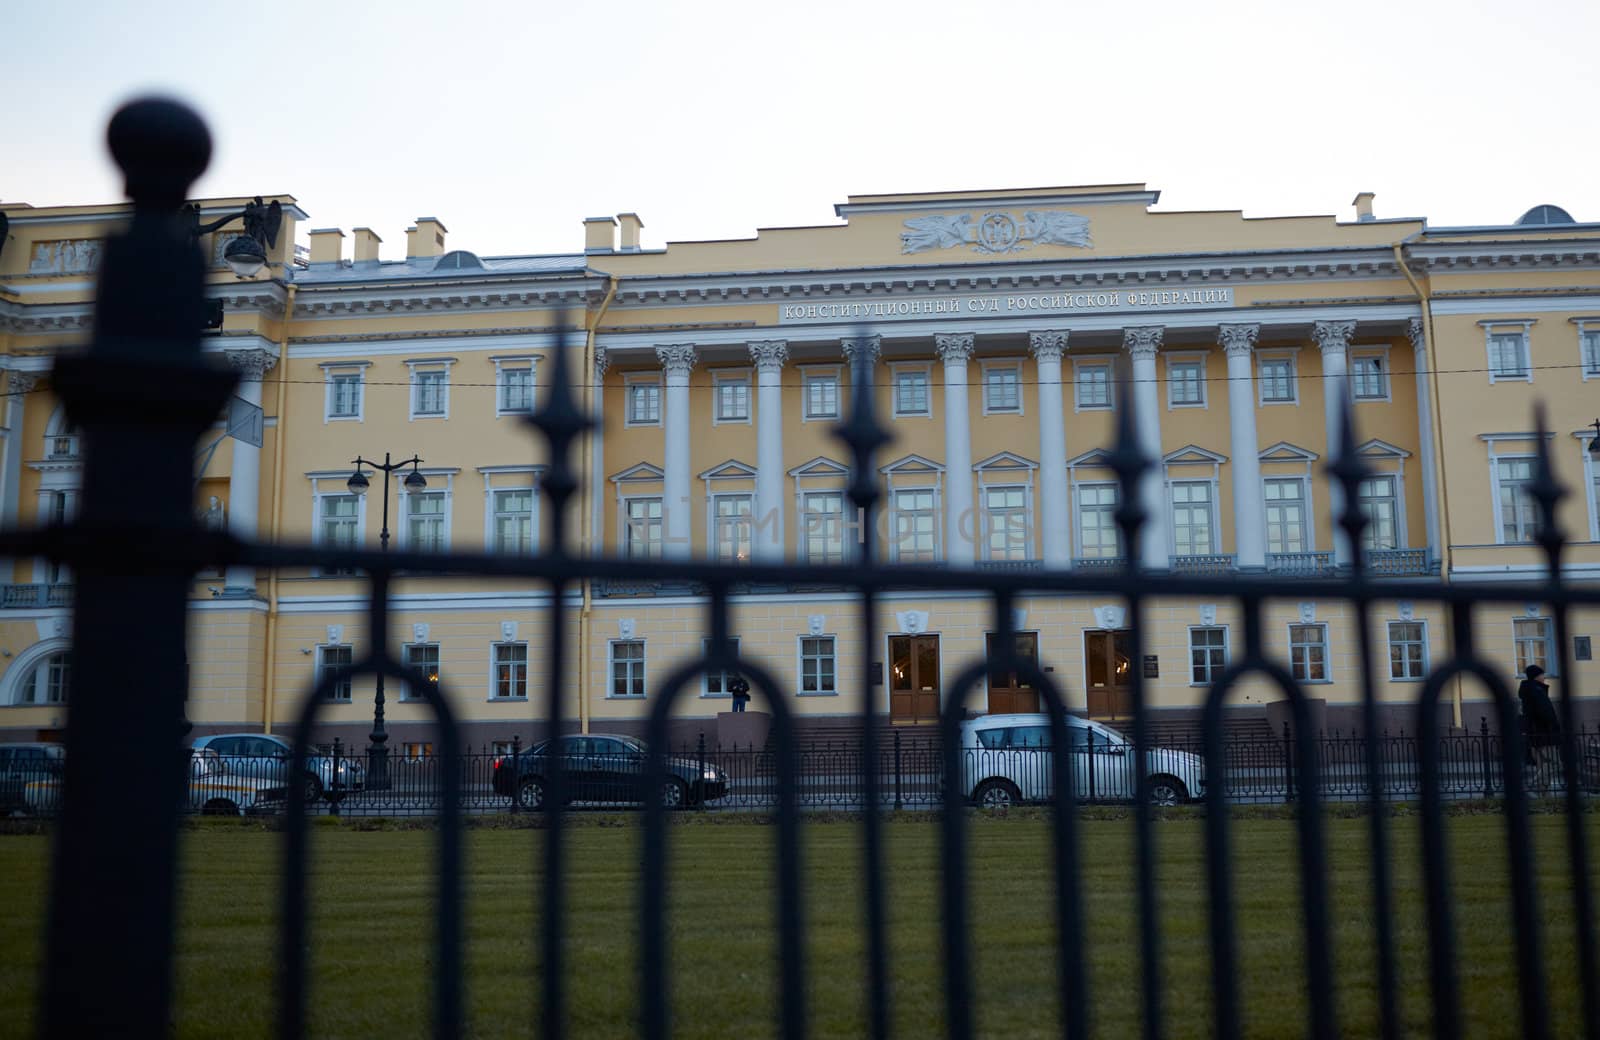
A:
[{"left": 717, "top": 710, "right": 771, "bottom": 750}]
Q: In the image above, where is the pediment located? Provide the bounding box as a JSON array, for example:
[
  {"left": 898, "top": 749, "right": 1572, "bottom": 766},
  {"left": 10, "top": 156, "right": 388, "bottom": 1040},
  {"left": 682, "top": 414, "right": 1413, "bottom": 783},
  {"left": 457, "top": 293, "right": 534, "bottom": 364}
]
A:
[
  {"left": 973, "top": 450, "right": 1038, "bottom": 472},
  {"left": 609, "top": 461, "right": 664, "bottom": 484},
  {"left": 1259, "top": 441, "right": 1320, "bottom": 463},
  {"left": 788, "top": 455, "right": 850, "bottom": 478},
  {"left": 1162, "top": 444, "right": 1227, "bottom": 465},
  {"left": 1357, "top": 438, "right": 1411, "bottom": 459},
  {"left": 879, "top": 453, "right": 945, "bottom": 475},
  {"left": 698, "top": 458, "right": 758, "bottom": 482},
  {"left": 1067, "top": 447, "right": 1115, "bottom": 469}
]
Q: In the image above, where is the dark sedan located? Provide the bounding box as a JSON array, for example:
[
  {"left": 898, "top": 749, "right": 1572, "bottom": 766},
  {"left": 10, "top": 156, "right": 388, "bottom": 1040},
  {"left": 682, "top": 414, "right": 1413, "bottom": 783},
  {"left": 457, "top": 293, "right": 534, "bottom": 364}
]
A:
[{"left": 492, "top": 734, "right": 728, "bottom": 810}]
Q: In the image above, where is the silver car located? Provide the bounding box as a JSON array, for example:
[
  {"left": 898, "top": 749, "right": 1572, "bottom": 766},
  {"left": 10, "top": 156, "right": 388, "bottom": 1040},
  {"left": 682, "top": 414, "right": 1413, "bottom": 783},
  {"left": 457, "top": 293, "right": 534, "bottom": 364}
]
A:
[
  {"left": 960, "top": 713, "right": 1205, "bottom": 808},
  {"left": 191, "top": 733, "right": 364, "bottom": 803}
]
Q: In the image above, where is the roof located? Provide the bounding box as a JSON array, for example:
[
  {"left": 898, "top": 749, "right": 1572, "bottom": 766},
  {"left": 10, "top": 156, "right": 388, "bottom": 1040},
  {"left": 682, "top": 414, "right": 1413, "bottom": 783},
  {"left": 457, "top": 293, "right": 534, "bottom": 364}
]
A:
[{"left": 294, "top": 252, "right": 589, "bottom": 284}]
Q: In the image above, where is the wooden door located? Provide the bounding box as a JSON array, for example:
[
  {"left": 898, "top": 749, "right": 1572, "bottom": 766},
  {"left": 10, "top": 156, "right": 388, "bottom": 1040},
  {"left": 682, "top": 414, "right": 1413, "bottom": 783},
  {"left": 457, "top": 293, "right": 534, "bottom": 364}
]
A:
[
  {"left": 1084, "top": 630, "right": 1134, "bottom": 719},
  {"left": 888, "top": 634, "right": 940, "bottom": 723},
  {"left": 986, "top": 632, "right": 1040, "bottom": 715}
]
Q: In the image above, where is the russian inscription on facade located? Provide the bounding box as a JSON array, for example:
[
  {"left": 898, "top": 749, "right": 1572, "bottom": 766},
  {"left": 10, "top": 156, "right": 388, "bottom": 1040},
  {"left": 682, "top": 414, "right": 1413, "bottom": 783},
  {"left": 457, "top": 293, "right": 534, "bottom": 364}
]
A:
[{"left": 778, "top": 286, "right": 1234, "bottom": 324}]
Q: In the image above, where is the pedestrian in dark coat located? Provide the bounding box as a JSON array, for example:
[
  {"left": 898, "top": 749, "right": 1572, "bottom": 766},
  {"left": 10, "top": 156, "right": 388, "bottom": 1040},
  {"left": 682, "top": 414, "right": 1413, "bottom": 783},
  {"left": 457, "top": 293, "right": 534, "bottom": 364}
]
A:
[
  {"left": 1517, "top": 664, "right": 1560, "bottom": 787},
  {"left": 728, "top": 675, "right": 751, "bottom": 713}
]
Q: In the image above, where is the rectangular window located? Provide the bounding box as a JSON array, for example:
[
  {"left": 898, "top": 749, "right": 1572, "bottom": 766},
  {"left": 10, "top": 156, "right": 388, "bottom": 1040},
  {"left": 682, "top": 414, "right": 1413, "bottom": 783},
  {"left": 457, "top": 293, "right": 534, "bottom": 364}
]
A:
[
  {"left": 701, "top": 637, "right": 741, "bottom": 697},
  {"left": 800, "top": 490, "right": 846, "bottom": 564},
  {"left": 405, "top": 491, "right": 448, "bottom": 551},
  {"left": 1583, "top": 331, "right": 1600, "bottom": 378},
  {"left": 1189, "top": 627, "right": 1228, "bottom": 685},
  {"left": 804, "top": 373, "right": 839, "bottom": 419},
  {"left": 713, "top": 373, "right": 751, "bottom": 422},
  {"left": 1263, "top": 478, "right": 1308, "bottom": 555},
  {"left": 1259, "top": 356, "right": 1296, "bottom": 403},
  {"left": 983, "top": 365, "right": 1021, "bottom": 414},
  {"left": 1170, "top": 481, "right": 1214, "bottom": 556},
  {"left": 1497, "top": 457, "right": 1540, "bottom": 543},
  {"left": 492, "top": 643, "right": 528, "bottom": 700},
  {"left": 500, "top": 368, "right": 534, "bottom": 413},
  {"left": 319, "top": 645, "right": 353, "bottom": 701},
  {"left": 712, "top": 494, "right": 754, "bottom": 562},
  {"left": 1514, "top": 618, "right": 1553, "bottom": 677},
  {"left": 1289, "top": 624, "right": 1329, "bottom": 682},
  {"left": 1075, "top": 362, "right": 1112, "bottom": 410},
  {"left": 412, "top": 370, "right": 448, "bottom": 416},
  {"left": 1358, "top": 476, "right": 1399, "bottom": 551},
  {"left": 1076, "top": 484, "right": 1121, "bottom": 559},
  {"left": 982, "top": 485, "right": 1030, "bottom": 561},
  {"left": 1168, "top": 359, "right": 1205, "bottom": 407},
  {"left": 609, "top": 640, "right": 646, "bottom": 698},
  {"left": 891, "top": 487, "right": 937, "bottom": 562},
  {"left": 894, "top": 370, "right": 931, "bottom": 417},
  {"left": 1488, "top": 331, "right": 1530, "bottom": 381},
  {"left": 493, "top": 489, "right": 534, "bottom": 553},
  {"left": 626, "top": 380, "right": 661, "bottom": 425},
  {"left": 402, "top": 643, "right": 441, "bottom": 700},
  {"left": 327, "top": 371, "right": 362, "bottom": 419},
  {"left": 624, "top": 497, "right": 663, "bottom": 559},
  {"left": 1351, "top": 354, "right": 1389, "bottom": 400},
  {"left": 800, "top": 636, "right": 837, "bottom": 695},
  {"left": 319, "top": 494, "right": 359, "bottom": 548},
  {"left": 1387, "top": 622, "right": 1426, "bottom": 681}
]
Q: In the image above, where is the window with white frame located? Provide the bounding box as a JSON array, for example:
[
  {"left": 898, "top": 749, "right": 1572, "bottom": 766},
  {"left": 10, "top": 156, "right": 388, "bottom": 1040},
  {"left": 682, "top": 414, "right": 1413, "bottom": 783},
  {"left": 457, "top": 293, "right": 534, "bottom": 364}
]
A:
[
  {"left": 492, "top": 643, "right": 528, "bottom": 700},
  {"left": 609, "top": 640, "right": 646, "bottom": 698},
  {"left": 1074, "top": 360, "right": 1112, "bottom": 410},
  {"left": 982, "top": 485, "right": 1030, "bottom": 561},
  {"left": 402, "top": 643, "right": 441, "bottom": 700},
  {"left": 800, "top": 490, "right": 845, "bottom": 564},
  {"left": 1289, "top": 623, "right": 1329, "bottom": 682},
  {"left": 498, "top": 365, "right": 534, "bottom": 414},
  {"left": 12, "top": 651, "right": 70, "bottom": 705},
  {"left": 1387, "top": 621, "right": 1426, "bottom": 680},
  {"left": 983, "top": 363, "right": 1022, "bottom": 414},
  {"left": 1581, "top": 327, "right": 1600, "bottom": 379},
  {"left": 319, "top": 645, "right": 353, "bottom": 701},
  {"left": 1258, "top": 354, "right": 1297, "bottom": 404},
  {"left": 1487, "top": 329, "right": 1532, "bottom": 382},
  {"left": 624, "top": 497, "right": 663, "bottom": 558},
  {"left": 324, "top": 367, "right": 364, "bottom": 420},
  {"left": 1076, "top": 483, "right": 1121, "bottom": 559},
  {"left": 891, "top": 487, "right": 938, "bottom": 562},
  {"left": 411, "top": 368, "right": 449, "bottom": 417},
  {"left": 712, "top": 493, "right": 754, "bottom": 562},
  {"left": 1170, "top": 481, "right": 1214, "bottom": 556},
  {"left": 1167, "top": 357, "right": 1205, "bottom": 407},
  {"left": 1358, "top": 476, "right": 1399, "bottom": 550},
  {"left": 799, "top": 636, "right": 837, "bottom": 695},
  {"left": 404, "top": 491, "right": 448, "bottom": 551},
  {"left": 625, "top": 377, "right": 661, "bottom": 426},
  {"left": 492, "top": 489, "right": 535, "bottom": 553},
  {"left": 1189, "top": 627, "right": 1227, "bottom": 685},
  {"left": 1350, "top": 352, "right": 1389, "bottom": 400},
  {"left": 1514, "top": 618, "right": 1554, "bottom": 677},
  {"left": 1496, "top": 457, "right": 1541, "bottom": 543},
  {"left": 713, "top": 372, "right": 751, "bottom": 423},
  {"left": 1264, "top": 478, "right": 1309, "bottom": 555},
  {"left": 803, "top": 370, "right": 840, "bottom": 419},
  {"left": 893, "top": 368, "right": 931, "bottom": 417},
  {"left": 319, "top": 493, "right": 360, "bottom": 548},
  {"left": 701, "top": 637, "right": 741, "bottom": 697}
]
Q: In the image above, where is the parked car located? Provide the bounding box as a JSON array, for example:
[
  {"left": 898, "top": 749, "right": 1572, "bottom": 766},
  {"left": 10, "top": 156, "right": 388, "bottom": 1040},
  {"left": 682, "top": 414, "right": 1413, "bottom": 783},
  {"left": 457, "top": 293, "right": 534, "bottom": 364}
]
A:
[
  {"left": 960, "top": 714, "right": 1205, "bottom": 808},
  {"left": 0, "top": 743, "right": 64, "bottom": 816},
  {"left": 186, "top": 749, "right": 291, "bottom": 815},
  {"left": 191, "top": 733, "right": 364, "bottom": 803},
  {"left": 492, "top": 734, "right": 729, "bottom": 810}
]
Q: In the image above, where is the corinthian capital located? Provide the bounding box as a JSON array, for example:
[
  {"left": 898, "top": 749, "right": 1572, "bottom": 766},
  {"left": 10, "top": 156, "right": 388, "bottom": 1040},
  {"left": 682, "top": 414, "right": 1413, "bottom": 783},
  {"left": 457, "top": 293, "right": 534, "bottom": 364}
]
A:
[
  {"left": 593, "top": 345, "right": 610, "bottom": 378},
  {"left": 1029, "top": 330, "right": 1069, "bottom": 362},
  {"left": 1406, "top": 318, "right": 1426, "bottom": 357},
  {"left": 1311, "top": 320, "right": 1356, "bottom": 357},
  {"left": 654, "top": 343, "right": 697, "bottom": 375},
  {"left": 1217, "top": 323, "right": 1260, "bottom": 358},
  {"left": 934, "top": 333, "right": 975, "bottom": 364},
  {"left": 748, "top": 340, "right": 789, "bottom": 371},
  {"left": 221, "top": 347, "right": 278, "bottom": 380},
  {"left": 1122, "top": 325, "right": 1164, "bottom": 360},
  {"left": 6, "top": 371, "right": 40, "bottom": 395},
  {"left": 840, "top": 335, "right": 881, "bottom": 365}
]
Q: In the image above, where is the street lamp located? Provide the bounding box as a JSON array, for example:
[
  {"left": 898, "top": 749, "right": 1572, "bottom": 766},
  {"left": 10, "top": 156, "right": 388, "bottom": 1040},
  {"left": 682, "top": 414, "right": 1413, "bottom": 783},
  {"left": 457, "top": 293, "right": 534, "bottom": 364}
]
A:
[
  {"left": 185, "top": 195, "right": 282, "bottom": 279},
  {"left": 345, "top": 452, "right": 426, "bottom": 789}
]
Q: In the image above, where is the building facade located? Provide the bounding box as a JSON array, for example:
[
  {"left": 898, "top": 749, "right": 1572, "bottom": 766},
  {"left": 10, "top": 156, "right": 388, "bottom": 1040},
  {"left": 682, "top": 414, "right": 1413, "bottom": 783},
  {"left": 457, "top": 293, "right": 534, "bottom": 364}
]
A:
[{"left": 2, "top": 185, "right": 1598, "bottom": 747}]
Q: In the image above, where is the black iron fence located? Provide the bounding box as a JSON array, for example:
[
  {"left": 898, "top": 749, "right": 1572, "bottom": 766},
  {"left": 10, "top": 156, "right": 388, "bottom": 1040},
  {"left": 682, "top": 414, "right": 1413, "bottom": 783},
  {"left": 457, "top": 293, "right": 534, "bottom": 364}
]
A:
[{"left": 7, "top": 97, "right": 1599, "bottom": 1040}]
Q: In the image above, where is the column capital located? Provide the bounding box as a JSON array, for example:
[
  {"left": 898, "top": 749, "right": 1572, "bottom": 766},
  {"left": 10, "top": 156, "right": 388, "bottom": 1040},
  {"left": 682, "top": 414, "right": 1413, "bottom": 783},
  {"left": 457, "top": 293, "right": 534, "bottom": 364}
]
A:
[
  {"left": 934, "top": 332, "right": 975, "bottom": 364},
  {"left": 1028, "top": 330, "right": 1069, "bottom": 362},
  {"left": 1123, "top": 325, "right": 1164, "bottom": 360},
  {"left": 593, "top": 345, "right": 610, "bottom": 378},
  {"left": 840, "top": 335, "right": 881, "bottom": 365},
  {"left": 1311, "top": 320, "right": 1356, "bottom": 357},
  {"left": 1218, "top": 323, "right": 1259, "bottom": 358},
  {"left": 748, "top": 340, "right": 789, "bottom": 371},
  {"left": 1406, "top": 317, "right": 1426, "bottom": 356},
  {"left": 6, "top": 371, "right": 40, "bottom": 395},
  {"left": 219, "top": 346, "right": 278, "bottom": 380},
  {"left": 654, "top": 343, "right": 697, "bottom": 375}
]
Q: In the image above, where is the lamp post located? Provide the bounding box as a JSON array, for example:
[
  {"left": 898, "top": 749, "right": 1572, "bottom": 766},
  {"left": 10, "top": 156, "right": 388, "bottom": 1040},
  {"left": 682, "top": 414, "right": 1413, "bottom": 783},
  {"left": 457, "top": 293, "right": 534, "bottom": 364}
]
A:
[
  {"left": 345, "top": 452, "right": 426, "bottom": 790},
  {"left": 186, "top": 196, "right": 282, "bottom": 279},
  {"left": 1588, "top": 419, "right": 1600, "bottom": 458}
]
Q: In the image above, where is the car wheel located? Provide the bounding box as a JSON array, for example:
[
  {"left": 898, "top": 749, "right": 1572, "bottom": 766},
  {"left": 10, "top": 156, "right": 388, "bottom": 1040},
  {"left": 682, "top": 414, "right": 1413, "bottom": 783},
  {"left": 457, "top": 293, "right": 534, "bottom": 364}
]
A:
[
  {"left": 517, "top": 777, "right": 545, "bottom": 811},
  {"left": 303, "top": 774, "right": 324, "bottom": 804},
  {"left": 201, "top": 799, "right": 239, "bottom": 816},
  {"left": 661, "top": 778, "right": 689, "bottom": 810},
  {"left": 973, "top": 779, "right": 1020, "bottom": 810},
  {"left": 1148, "top": 775, "right": 1188, "bottom": 806}
]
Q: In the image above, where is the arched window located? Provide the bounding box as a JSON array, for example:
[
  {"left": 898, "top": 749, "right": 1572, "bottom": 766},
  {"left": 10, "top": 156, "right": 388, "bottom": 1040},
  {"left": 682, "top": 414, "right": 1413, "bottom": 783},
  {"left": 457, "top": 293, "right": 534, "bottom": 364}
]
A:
[
  {"left": 42, "top": 405, "right": 81, "bottom": 461},
  {"left": 6, "top": 643, "right": 71, "bottom": 706}
]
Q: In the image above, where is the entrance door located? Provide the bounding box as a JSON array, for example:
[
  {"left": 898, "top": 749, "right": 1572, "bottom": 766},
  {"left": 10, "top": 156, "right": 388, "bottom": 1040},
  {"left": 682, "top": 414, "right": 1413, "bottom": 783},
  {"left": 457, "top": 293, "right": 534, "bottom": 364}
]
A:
[
  {"left": 986, "top": 632, "right": 1040, "bottom": 715},
  {"left": 1084, "top": 630, "right": 1133, "bottom": 719},
  {"left": 888, "top": 634, "right": 940, "bottom": 724}
]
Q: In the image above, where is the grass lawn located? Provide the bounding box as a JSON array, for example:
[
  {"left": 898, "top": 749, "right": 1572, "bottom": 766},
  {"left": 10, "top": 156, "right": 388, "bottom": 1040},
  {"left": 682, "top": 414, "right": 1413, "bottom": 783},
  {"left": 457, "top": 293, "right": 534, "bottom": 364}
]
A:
[{"left": 0, "top": 812, "right": 1595, "bottom": 1038}]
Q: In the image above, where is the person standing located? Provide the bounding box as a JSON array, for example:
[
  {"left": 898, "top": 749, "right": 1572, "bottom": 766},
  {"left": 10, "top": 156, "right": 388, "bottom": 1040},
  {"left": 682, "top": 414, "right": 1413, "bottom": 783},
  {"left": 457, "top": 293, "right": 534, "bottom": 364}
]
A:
[
  {"left": 1517, "top": 665, "right": 1561, "bottom": 792},
  {"left": 728, "top": 675, "right": 751, "bottom": 713}
]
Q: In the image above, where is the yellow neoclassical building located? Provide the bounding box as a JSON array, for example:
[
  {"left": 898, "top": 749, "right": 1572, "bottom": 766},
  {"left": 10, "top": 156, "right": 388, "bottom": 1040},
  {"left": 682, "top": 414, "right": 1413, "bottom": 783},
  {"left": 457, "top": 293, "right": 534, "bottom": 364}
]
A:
[{"left": 2, "top": 184, "right": 1598, "bottom": 748}]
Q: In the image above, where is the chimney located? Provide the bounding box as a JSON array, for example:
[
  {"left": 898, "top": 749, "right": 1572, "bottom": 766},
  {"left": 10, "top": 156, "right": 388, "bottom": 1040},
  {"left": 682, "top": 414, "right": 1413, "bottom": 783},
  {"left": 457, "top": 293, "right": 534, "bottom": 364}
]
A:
[
  {"left": 352, "top": 227, "right": 382, "bottom": 264},
  {"left": 584, "top": 216, "right": 617, "bottom": 254},
  {"left": 308, "top": 227, "right": 344, "bottom": 264},
  {"left": 1352, "top": 192, "right": 1376, "bottom": 223},
  {"left": 406, "top": 217, "right": 448, "bottom": 259},
  {"left": 618, "top": 212, "right": 644, "bottom": 252}
]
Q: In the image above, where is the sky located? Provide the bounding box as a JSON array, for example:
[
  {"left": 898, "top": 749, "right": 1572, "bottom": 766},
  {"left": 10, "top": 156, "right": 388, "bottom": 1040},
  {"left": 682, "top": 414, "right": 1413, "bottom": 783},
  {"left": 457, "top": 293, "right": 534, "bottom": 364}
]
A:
[{"left": 4, "top": 0, "right": 1597, "bottom": 259}]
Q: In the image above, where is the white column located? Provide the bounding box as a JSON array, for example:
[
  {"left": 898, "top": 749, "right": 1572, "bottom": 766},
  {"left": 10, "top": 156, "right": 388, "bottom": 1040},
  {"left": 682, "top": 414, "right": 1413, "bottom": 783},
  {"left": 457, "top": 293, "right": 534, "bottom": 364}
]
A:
[
  {"left": 1029, "top": 331, "right": 1071, "bottom": 568},
  {"left": 655, "top": 344, "right": 696, "bottom": 559},
  {"left": 222, "top": 348, "right": 276, "bottom": 594},
  {"left": 1408, "top": 318, "right": 1441, "bottom": 566},
  {"left": 1, "top": 372, "right": 38, "bottom": 531},
  {"left": 1221, "top": 324, "right": 1265, "bottom": 571},
  {"left": 841, "top": 334, "right": 881, "bottom": 384},
  {"left": 935, "top": 332, "right": 976, "bottom": 566},
  {"left": 1313, "top": 320, "right": 1356, "bottom": 567},
  {"left": 1124, "top": 326, "right": 1168, "bottom": 570},
  {"left": 749, "top": 340, "right": 788, "bottom": 561},
  {"left": 590, "top": 347, "right": 609, "bottom": 555}
]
